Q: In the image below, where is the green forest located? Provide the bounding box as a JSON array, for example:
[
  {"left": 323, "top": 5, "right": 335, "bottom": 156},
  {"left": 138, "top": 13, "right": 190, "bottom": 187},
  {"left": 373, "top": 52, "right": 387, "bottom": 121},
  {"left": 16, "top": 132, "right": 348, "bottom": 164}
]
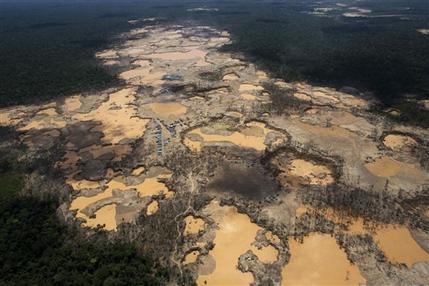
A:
[
  {"left": 0, "top": 145, "right": 167, "bottom": 286},
  {"left": 0, "top": 0, "right": 428, "bottom": 283},
  {"left": 1, "top": 0, "right": 428, "bottom": 125}
]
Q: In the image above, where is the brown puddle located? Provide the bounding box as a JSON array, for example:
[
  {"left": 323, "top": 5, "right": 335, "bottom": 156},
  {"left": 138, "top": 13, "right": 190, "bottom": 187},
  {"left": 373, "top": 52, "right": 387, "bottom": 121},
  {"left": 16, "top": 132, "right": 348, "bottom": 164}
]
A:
[
  {"left": 296, "top": 205, "right": 429, "bottom": 268},
  {"left": 184, "top": 121, "right": 272, "bottom": 152},
  {"left": 82, "top": 204, "right": 117, "bottom": 231},
  {"left": 147, "top": 102, "right": 187, "bottom": 119},
  {"left": 373, "top": 225, "right": 429, "bottom": 268},
  {"left": 197, "top": 200, "right": 277, "bottom": 285},
  {"left": 68, "top": 172, "right": 172, "bottom": 230},
  {"left": 282, "top": 233, "right": 366, "bottom": 286}
]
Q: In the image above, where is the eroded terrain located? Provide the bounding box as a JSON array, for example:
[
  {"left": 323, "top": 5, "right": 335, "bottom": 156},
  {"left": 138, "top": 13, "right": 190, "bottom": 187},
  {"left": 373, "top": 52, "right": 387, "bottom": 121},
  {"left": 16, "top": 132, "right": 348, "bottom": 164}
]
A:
[{"left": 1, "top": 21, "right": 428, "bottom": 285}]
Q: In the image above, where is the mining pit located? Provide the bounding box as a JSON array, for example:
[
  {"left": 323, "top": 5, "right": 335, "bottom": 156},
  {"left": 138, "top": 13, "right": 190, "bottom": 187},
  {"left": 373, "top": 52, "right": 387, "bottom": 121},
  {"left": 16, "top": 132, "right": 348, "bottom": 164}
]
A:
[{"left": 1, "top": 21, "right": 428, "bottom": 285}]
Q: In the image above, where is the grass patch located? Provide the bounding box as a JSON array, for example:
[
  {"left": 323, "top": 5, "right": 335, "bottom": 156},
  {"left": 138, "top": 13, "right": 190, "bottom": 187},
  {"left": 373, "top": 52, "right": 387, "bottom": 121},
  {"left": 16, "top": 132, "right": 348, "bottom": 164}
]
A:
[{"left": 0, "top": 172, "right": 23, "bottom": 202}]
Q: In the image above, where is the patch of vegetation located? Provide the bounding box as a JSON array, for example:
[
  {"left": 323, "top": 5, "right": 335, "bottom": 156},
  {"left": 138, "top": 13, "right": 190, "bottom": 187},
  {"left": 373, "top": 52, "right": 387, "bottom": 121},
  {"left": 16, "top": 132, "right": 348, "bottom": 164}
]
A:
[
  {"left": 391, "top": 100, "right": 429, "bottom": 128},
  {"left": 0, "top": 143, "right": 24, "bottom": 202},
  {"left": 0, "top": 2, "right": 145, "bottom": 107},
  {"left": 198, "top": 70, "right": 223, "bottom": 82},
  {"left": 0, "top": 148, "right": 168, "bottom": 285},
  {"left": 0, "top": 197, "right": 167, "bottom": 286},
  {"left": 0, "top": 172, "right": 23, "bottom": 202},
  {"left": 0, "top": 0, "right": 428, "bottom": 125},
  {"left": 209, "top": 1, "right": 429, "bottom": 105},
  {"left": 27, "top": 22, "right": 68, "bottom": 29},
  {"left": 263, "top": 82, "right": 309, "bottom": 115}
]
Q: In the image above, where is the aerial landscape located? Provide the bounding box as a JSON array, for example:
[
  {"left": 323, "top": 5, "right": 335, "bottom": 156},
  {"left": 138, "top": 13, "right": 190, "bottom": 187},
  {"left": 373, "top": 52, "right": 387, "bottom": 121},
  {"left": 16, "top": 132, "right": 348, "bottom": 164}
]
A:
[{"left": 0, "top": 0, "right": 428, "bottom": 285}]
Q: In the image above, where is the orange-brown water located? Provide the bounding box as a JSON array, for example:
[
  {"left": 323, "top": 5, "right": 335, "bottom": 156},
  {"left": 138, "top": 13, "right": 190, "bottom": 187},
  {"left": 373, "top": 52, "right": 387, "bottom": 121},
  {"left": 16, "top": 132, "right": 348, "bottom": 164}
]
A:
[
  {"left": 185, "top": 121, "right": 271, "bottom": 152},
  {"left": 281, "top": 233, "right": 366, "bottom": 285},
  {"left": 198, "top": 200, "right": 275, "bottom": 285},
  {"left": 373, "top": 226, "right": 429, "bottom": 268},
  {"left": 82, "top": 204, "right": 117, "bottom": 231},
  {"left": 147, "top": 102, "right": 187, "bottom": 119}
]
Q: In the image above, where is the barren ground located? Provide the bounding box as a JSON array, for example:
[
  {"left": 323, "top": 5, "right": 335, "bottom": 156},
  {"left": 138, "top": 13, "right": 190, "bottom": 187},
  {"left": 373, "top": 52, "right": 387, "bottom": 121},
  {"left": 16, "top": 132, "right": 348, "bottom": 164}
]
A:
[{"left": 1, "top": 21, "right": 428, "bottom": 285}]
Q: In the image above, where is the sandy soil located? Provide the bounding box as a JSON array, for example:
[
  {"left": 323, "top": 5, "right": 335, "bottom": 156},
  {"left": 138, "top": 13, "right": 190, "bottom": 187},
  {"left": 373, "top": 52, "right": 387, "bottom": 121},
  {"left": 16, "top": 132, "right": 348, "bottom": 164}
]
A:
[
  {"left": 185, "top": 127, "right": 267, "bottom": 151},
  {"left": 63, "top": 95, "right": 82, "bottom": 113},
  {"left": 66, "top": 179, "right": 101, "bottom": 190},
  {"left": 185, "top": 121, "right": 274, "bottom": 152},
  {"left": 37, "top": 107, "right": 57, "bottom": 117},
  {"left": 184, "top": 250, "right": 200, "bottom": 265},
  {"left": 184, "top": 215, "right": 205, "bottom": 235},
  {"left": 295, "top": 120, "right": 355, "bottom": 139},
  {"left": 146, "top": 200, "right": 159, "bottom": 215},
  {"left": 251, "top": 245, "right": 278, "bottom": 263},
  {"left": 383, "top": 134, "right": 417, "bottom": 150},
  {"left": 68, "top": 171, "right": 172, "bottom": 230},
  {"left": 19, "top": 116, "right": 67, "bottom": 131},
  {"left": 365, "top": 156, "right": 425, "bottom": 179},
  {"left": 223, "top": 73, "right": 239, "bottom": 81},
  {"left": 288, "top": 159, "right": 334, "bottom": 185},
  {"left": 149, "top": 49, "right": 207, "bottom": 61},
  {"left": 72, "top": 88, "right": 149, "bottom": 144},
  {"left": 239, "top": 83, "right": 264, "bottom": 93},
  {"left": 256, "top": 70, "right": 268, "bottom": 79},
  {"left": 1, "top": 22, "right": 428, "bottom": 285},
  {"left": 294, "top": 92, "right": 312, "bottom": 101},
  {"left": 240, "top": 93, "right": 258, "bottom": 101},
  {"left": 107, "top": 174, "right": 172, "bottom": 198},
  {"left": 265, "top": 231, "right": 281, "bottom": 244},
  {"left": 132, "top": 166, "right": 146, "bottom": 176}
]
